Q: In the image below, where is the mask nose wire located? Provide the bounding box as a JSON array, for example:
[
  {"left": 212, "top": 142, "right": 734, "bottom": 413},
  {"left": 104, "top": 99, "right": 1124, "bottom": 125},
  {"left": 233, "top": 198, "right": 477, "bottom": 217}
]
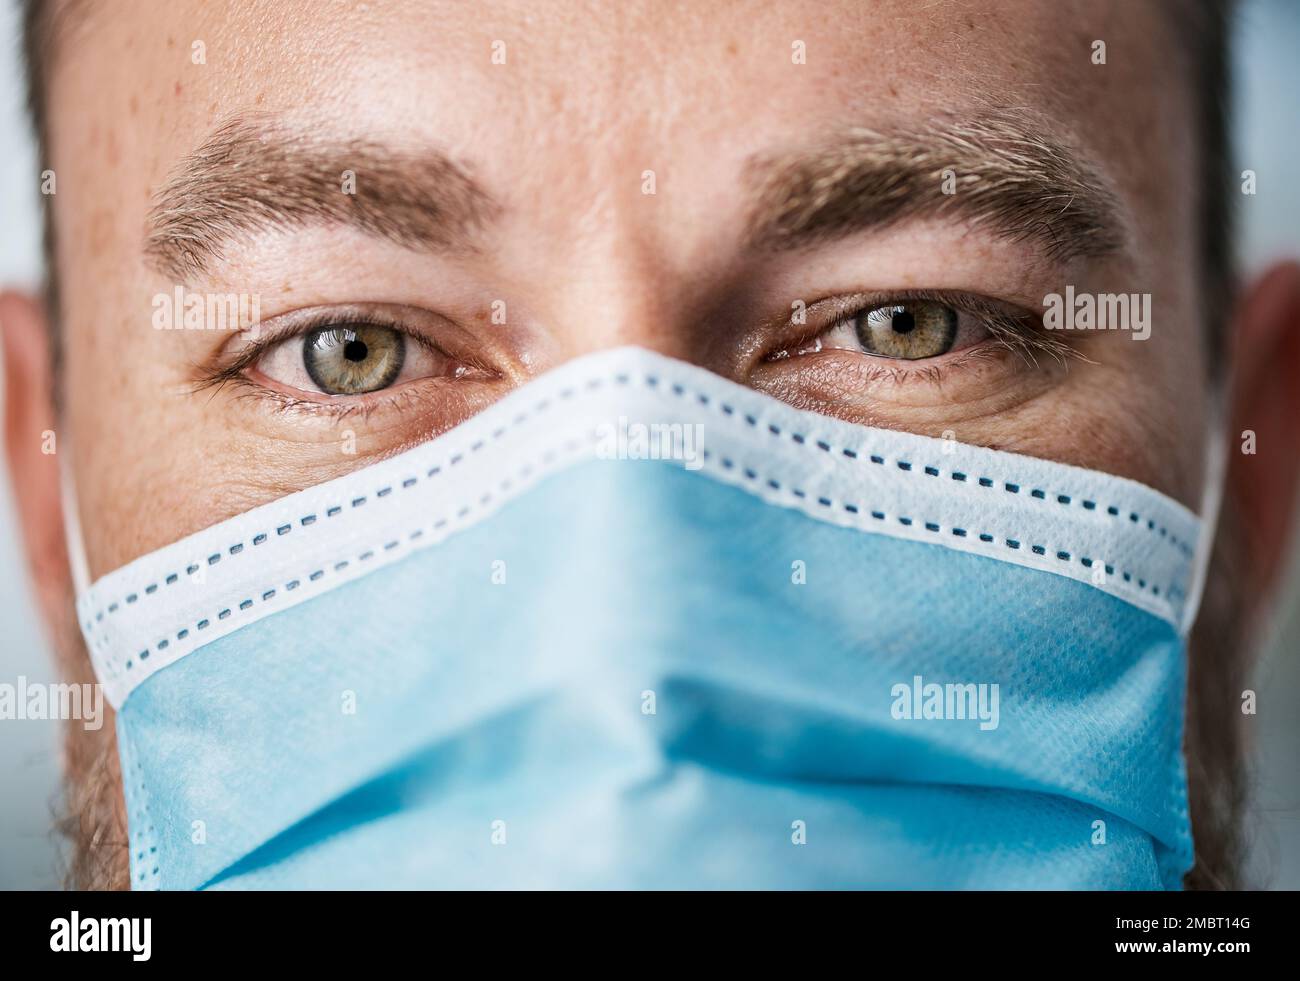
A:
[{"left": 59, "top": 436, "right": 92, "bottom": 597}]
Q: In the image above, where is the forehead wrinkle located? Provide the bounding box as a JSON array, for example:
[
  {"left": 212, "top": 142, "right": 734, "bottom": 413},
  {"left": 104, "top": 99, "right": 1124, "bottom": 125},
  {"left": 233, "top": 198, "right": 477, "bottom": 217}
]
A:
[
  {"left": 144, "top": 113, "right": 501, "bottom": 279},
  {"left": 744, "top": 108, "right": 1131, "bottom": 264}
]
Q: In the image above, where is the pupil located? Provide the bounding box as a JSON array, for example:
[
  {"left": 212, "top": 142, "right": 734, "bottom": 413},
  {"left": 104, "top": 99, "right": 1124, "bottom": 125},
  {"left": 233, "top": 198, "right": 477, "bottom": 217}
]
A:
[
  {"left": 343, "top": 339, "right": 369, "bottom": 362},
  {"left": 890, "top": 309, "right": 916, "bottom": 334}
]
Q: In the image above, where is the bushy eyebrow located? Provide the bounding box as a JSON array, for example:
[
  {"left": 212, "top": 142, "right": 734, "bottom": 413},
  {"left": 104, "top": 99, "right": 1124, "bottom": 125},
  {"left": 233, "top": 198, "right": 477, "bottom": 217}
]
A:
[
  {"left": 144, "top": 115, "right": 500, "bottom": 278},
  {"left": 743, "top": 110, "right": 1128, "bottom": 263},
  {"left": 147, "top": 110, "right": 1121, "bottom": 279}
]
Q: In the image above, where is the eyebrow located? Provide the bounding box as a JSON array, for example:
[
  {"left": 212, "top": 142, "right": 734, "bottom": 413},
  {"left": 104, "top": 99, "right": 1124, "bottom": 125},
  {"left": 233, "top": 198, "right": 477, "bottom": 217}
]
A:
[
  {"left": 144, "top": 116, "right": 499, "bottom": 278},
  {"left": 744, "top": 110, "right": 1127, "bottom": 262}
]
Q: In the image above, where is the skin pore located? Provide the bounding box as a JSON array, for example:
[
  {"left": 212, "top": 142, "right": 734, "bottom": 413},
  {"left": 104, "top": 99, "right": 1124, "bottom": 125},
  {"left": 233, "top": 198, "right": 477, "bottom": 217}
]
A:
[{"left": 3, "top": 0, "right": 1300, "bottom": 888}]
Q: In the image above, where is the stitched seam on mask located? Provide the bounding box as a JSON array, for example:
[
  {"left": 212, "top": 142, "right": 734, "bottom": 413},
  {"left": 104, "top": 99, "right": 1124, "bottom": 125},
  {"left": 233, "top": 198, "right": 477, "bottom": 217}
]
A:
[
  {"left": 654, "top": 377, "right": 1194, "bottom": 560},
  {"left": 108, "top": 478, "right": 1180, "bottom": 687},
  {"left": 81, "top": 374, "right": 633, "bottom": 628},
  {"left": 100, "top": 426, "right": 1183, "bottom": 688},
  {"left": 702, "top": 449, "right": 1181, "bottom": 611},
  {"left": 121, "top": 728, "right": 162, "bottom": 890},
  {"left": 104, "top": 436, "right": 589, "bottom": 679},
  {"left": 86, "top": 378, "right": 1193, "bottom": 674},
  {"left": 83, "top": 364, "right": 1192, "bottom": 632}
]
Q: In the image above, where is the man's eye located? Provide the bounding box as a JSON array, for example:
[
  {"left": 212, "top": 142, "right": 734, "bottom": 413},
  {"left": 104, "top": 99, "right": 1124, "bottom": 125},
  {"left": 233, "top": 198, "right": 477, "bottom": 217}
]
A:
[
  {"left": 791, "top": 298, "right": 964, "bottom": 362},
  {"left": 854, "top": 300, "right": 958, "bottom": 359},
  {"left": 304, "top": 324, "right": 405, "bottom": 395},
  {"left": 763, "top": 292, "right": 1048, "bottom": 368},
  {"left": 251, "top": 320, "right": 484, "bottom": 397}
]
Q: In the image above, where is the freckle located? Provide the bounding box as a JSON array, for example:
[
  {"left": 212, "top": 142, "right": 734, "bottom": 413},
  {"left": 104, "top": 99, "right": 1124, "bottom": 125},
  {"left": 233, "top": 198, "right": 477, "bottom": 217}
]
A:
[
  {"left": 726, "top": 41, "right": 738, "bottom": 56},
  {"left": 255, "top": 91, "right": 266, "bottom": 105},
  {"left": 889, "top": 85, "right": 898, "bottom": 97},
  {"left": 167, "top": 36, "right": 175, "bottom": 48}
]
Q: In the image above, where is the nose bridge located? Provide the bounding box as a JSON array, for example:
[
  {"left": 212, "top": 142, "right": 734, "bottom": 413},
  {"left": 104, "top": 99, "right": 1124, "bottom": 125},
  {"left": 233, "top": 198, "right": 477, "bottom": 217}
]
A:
[
  {"left": 541, "top": 264, "right": 697, "bottom": 361},
  {"left": 503, "top": 56, "right": 726, "bottom": 361},
  {"left": 513, "top": 128, "right": 695, "bottom": 359}
]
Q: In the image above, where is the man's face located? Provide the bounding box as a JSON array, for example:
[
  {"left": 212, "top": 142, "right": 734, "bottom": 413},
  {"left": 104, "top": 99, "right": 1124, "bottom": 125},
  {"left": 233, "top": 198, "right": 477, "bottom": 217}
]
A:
[
  {"left": 47, "top": 0, "right": 1207, "bottom": 583},
  {"left": 26, "top": 0, "right": 1299, "bottom": 890}
]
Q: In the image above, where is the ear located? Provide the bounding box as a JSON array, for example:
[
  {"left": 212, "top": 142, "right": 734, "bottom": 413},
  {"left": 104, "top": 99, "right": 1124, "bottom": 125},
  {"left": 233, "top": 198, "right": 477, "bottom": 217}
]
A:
[
  {"left": 1, "top": 288, "right": 72, "bottom": 640},
  {"left": 1226, "top": 260, "right": 1300, "bottom": 619}
]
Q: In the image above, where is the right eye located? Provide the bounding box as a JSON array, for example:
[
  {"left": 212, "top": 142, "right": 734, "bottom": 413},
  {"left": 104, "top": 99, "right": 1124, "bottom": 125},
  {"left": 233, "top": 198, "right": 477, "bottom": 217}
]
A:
[{"left": 254, "top": 320, "right": 483, "bottom": 397}]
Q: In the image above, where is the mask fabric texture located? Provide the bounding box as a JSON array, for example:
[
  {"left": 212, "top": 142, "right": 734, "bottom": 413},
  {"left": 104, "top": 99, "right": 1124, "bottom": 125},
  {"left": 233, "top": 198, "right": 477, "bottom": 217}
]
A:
[{"left": 75, "top": 347, "right": 1202, "bottom": 890}]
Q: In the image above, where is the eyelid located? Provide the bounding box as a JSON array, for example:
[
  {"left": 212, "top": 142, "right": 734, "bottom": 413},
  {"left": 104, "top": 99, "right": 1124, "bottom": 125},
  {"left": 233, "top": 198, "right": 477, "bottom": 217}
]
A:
[
  {"left": 801, "top": 288, "right": 1025, "bottom": 333},
  {"left": 777, "top": 287, "right": 1073, "bottom": 365},
  {"left": 193, "top": 304, "right": 480, "bottom": 400}
]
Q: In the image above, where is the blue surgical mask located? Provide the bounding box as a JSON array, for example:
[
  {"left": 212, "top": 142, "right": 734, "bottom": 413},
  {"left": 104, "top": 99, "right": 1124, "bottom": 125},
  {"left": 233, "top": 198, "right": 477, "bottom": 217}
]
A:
[{"left": 69, "top": 347, "right": 1218, "bottom": 889}]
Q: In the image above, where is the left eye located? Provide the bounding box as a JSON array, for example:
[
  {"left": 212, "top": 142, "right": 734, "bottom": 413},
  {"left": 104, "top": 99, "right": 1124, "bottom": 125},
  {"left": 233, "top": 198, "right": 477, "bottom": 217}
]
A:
[{"left": 797, "top": 299, "right": 962, "bottom": 361}]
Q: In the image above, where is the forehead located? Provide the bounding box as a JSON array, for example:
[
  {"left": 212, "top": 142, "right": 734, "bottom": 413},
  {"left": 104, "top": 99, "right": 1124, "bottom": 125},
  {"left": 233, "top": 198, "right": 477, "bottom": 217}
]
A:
[
  {"left": 41, "top": 0, "right": 1199, "bottom": 313},
  {"left": 44, "top": 0, "right": 1186, "bottom": 179}
]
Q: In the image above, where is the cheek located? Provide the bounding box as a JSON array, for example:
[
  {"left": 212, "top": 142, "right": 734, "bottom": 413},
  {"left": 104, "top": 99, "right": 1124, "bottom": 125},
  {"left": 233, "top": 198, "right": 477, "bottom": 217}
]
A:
[
  {"left": 62, "top": 304, "right": 208, "bottom": 577},
  {"left": 980, "top": 372, "right": 1203, "bottom": 510}
]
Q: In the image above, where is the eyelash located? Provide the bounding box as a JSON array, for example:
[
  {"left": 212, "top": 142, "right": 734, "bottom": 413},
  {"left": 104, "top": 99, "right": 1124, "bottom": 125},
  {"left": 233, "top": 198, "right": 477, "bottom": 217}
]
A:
[
  {"left": 775, "top": 287, "right": 1077, "bottom": 372},
  {"left": 192, "top": 310, "right": 472, "bottom": 421},
  {"left": 195, "top": 288, "right": 1076, "bottom": 419}
]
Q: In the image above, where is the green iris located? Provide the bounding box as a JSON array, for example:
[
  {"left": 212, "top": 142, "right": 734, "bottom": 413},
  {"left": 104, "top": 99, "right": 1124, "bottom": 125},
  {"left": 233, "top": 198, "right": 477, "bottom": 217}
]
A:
[
  {"left": 303, "top": 324, "right": 405, "bottom": 395},
  {"left": 856, "top": 301, "right": 958, "bottom": 359}
]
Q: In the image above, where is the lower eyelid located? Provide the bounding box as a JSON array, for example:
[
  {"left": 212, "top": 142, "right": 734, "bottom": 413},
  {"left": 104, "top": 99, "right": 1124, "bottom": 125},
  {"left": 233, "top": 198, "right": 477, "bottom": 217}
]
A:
[
  {"left": 767, "top": 322, "right": 1062, "bottom": 399},
  {"left": 239, "top": 365, "right": 492, "bottom": 421},
  {"left": 774, "top": 338, "right": 1021, "bottom": 390}
]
